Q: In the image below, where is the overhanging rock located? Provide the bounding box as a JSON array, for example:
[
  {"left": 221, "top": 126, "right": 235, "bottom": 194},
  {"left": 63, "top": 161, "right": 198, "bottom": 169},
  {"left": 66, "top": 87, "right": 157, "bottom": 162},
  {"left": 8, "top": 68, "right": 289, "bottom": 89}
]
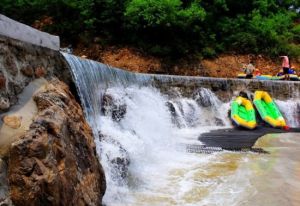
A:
[{"left": 0, "top": 14, "right": 60, "bottom": 50}]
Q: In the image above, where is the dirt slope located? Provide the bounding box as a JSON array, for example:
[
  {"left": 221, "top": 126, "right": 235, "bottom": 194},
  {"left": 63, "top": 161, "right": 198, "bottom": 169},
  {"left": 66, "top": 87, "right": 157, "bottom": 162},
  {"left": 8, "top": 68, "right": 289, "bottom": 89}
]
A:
[{"left": 73, "top": 45, "right": 300, "bottom": 78}]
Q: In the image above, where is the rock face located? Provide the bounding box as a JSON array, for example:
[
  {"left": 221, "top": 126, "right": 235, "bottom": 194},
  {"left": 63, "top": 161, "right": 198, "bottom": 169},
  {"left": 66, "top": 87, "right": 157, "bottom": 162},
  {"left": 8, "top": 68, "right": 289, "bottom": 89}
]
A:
[{"left": 7, "top": 79, "right": 106, "bottom": 206}]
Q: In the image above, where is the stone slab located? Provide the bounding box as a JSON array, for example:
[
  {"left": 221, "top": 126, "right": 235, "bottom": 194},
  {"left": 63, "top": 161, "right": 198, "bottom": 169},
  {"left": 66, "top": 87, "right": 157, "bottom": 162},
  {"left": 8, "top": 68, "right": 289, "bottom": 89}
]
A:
[{"left": 0, "top": 14, "right": 59, "bottom": 50}]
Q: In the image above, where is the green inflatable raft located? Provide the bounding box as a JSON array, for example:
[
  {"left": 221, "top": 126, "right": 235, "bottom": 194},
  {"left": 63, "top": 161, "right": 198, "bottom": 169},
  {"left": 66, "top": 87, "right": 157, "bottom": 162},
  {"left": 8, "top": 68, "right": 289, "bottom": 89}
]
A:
[
  {"left": 253, "top": 91, "right": 286, "bottom": 128},
  {"left": 231, "top": 96, "right": 257, "bottom": 129}
]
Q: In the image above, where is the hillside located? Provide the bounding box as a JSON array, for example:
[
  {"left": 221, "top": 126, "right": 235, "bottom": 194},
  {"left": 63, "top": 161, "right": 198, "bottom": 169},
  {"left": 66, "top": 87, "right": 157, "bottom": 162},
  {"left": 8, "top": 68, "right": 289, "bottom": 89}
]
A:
[
  {"left": 74, "top": 44, "right": 300, "bottom": 78},
  {"left": 1, "top": 1, "right": 300, "bottom": 78}
]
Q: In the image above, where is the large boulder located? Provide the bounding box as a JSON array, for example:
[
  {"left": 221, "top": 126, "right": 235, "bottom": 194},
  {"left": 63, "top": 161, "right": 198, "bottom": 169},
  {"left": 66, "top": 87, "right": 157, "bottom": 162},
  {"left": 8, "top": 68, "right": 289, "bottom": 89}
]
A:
[
  {"left": 99, "top": 133, "right": 130, "bottom": 184},
  {"left": 7, "top": 79, "right": 106, "bottom": 206},
  {"left": 101, "top": 94, "right": 126, "bottom": 122},
  {"left": 165, "top": 101, "right": 184, "bottom": 128},
  {"left": 193, "top": 88, "right": 216, "bottom": 107}
]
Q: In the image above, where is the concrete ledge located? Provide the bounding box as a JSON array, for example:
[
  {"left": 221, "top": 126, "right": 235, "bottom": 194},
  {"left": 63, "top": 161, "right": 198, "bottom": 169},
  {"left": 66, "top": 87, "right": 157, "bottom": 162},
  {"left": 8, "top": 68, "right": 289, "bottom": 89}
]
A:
[{"left": 0, "top": 14, "right": 60, "bottom": 50}]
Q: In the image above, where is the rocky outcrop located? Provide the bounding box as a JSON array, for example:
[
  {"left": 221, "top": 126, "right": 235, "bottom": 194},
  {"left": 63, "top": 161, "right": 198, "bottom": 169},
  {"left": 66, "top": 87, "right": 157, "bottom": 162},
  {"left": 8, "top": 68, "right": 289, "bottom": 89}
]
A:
[
  {"left": 101, "top": 94, "right": 126, "bottom": 122},
  {"left": 99, "top": 134, "right": 130, "bottom": 183},
  {"left": 0, "top": 17, "right": 106, "bottom": 206},
  {"left": 165, "top": 101, "right": 185, "bottom": 128},
  {"left": 7, "top": 79, "right": 106, "bottom": 206},
  {"left": 194, "top": 88, "right": 217, "bottom": 107}
]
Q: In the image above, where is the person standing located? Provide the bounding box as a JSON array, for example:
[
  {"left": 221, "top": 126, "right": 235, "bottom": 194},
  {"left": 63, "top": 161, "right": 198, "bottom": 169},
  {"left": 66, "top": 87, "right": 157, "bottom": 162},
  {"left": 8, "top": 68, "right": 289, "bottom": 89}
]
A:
[
  {"left": 244, "top": 61, "right": 255, "bottom": 79},
  {"left": 280, "top": 56, "right": 290, "bottom": 80}
]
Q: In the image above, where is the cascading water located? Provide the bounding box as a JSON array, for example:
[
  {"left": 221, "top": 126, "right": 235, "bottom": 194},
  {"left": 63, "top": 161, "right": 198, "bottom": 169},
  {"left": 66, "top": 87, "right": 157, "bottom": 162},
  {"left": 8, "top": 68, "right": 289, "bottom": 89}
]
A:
[
  {"left": 276, "top": 99, "right": 300, "bottom": 127},
  {"left": 63, "top": 53, "right": 300, "bottom": 206}
]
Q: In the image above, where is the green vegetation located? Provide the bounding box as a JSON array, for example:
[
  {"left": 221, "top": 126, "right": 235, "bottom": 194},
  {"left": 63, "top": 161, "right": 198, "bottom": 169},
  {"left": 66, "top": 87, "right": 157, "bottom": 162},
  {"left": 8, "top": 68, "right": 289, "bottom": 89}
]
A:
[{"left": 1, "top": 0, "right": 299, "bottom": 58}]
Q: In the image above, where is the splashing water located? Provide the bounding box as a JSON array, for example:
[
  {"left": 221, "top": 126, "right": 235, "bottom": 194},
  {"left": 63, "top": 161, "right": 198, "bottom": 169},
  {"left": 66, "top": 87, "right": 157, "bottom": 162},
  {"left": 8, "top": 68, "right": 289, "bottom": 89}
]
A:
[
  {"left": 276, "top": 99, "right": 300, "bottom": 127},
  {"left": 62, "top": 53, "right": 300, "bottom": 206}
]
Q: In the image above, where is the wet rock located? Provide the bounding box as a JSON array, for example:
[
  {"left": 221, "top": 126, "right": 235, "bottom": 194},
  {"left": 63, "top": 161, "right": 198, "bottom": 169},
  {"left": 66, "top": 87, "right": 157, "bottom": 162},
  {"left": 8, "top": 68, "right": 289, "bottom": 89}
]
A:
[
  {"left": 4, "top": 55, "right": 18, "bottom": 76},
  {"left": 0, "top": 74, "right": 6, "bottom": 90},
  {"left": 101, "top": 94, "right": 126, "bottom": 122},
  {"left": 21, "top": 66, "right": 34, "bottom": 77},
  {"left": 166, "top": 101, "right": 182, "bottom": 128},
  {"left": 166, "top": 101, "right": 176, "bottom": 116},
  {"left": 212, "top": 81, "right": 229, "bottom": 91},
  {"left": 8, "top": 79, "right": 106, "bottom": 206},
  {"left": 112, "top": 104, "right": 126, "bottom": 121},
  {"left": 34, "top": 66, "right": 47, "bottom": 78},
  {"left": 0, "top": 97, "right": 10, "bottom": 111},
  {"left": 214, "top": 118, "right": 224, "bottom": 126},
  {"left": 194, "top": 91, "right": 213, "bottom": 107},
  {"left": 0, "top": 159, "right": 12, "bottom": 205},
  {"left": 2, "top": 115, "right": 22, "bottom": 129},
  {"left": 99, "top": 134, "right": 130, "bottom": 182},
  {"left": 111, "top": 156, "right": 130, "bottom": 180},
  {"left": 13, "top": 84, "right": 23, "bottom": 94},
  {"left": 101, "top": 94, "right": 113, "bottom": 115},
  {"left": 238, "top": 90, "right": 253, "bottom": 100}
]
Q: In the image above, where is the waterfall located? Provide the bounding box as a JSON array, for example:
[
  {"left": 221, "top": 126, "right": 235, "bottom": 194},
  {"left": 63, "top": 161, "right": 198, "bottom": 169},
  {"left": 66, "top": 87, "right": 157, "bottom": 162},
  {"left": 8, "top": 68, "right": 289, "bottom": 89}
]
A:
[
  {"left": 61, "top": 54, "right": 153, "bottom": 130},
  {"left": 62, "top": 53, "right": 300, "bottom": 205}
]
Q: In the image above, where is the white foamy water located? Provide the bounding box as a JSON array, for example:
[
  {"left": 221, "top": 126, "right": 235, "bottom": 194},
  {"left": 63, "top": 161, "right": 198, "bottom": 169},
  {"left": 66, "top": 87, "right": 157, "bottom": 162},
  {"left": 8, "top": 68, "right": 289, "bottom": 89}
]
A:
[
  {"left": 99, "top": 86, "right": 232, "bottom": 205},
  {"left": 276, "top": 99, "right": 300, "bottom": 127},
  {"left": 62, "top": 53, "right": 300, "bottom": 206}
]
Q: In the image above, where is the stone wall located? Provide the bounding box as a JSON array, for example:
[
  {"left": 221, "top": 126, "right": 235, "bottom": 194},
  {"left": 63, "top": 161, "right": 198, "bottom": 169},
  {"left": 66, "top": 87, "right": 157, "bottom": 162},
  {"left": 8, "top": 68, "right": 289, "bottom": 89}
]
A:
[
  {"left": 152, "top": 75, "right": 300, "bottom": 101},
  {"left": 0, "top": 35, "right": 72, "bottom": 112}
]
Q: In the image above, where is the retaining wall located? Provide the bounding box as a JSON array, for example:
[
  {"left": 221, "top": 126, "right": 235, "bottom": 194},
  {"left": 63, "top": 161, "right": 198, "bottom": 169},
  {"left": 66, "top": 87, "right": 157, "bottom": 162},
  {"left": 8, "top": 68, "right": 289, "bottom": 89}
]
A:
[{"left": 0, "top": 14, "right": 59, "bottom": 50}]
